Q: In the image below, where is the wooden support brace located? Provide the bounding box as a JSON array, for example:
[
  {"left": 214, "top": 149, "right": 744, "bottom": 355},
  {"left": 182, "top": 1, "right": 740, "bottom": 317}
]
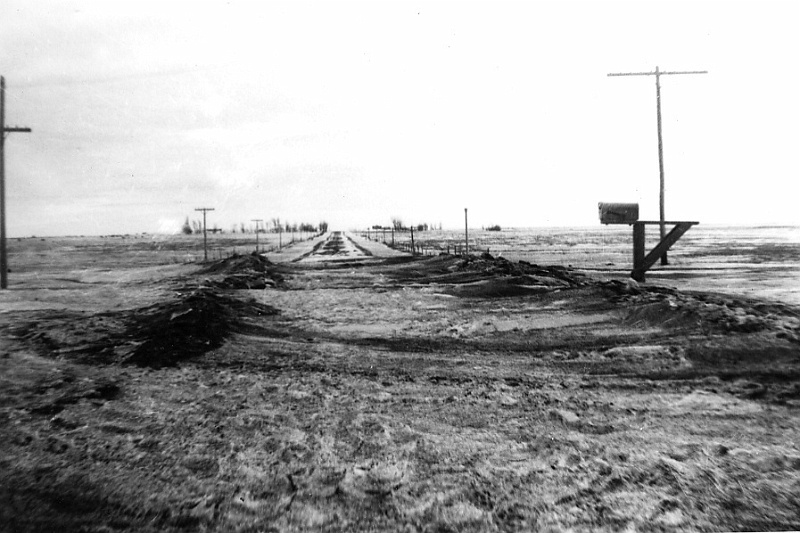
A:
[{"left": 631, "top": 221, "right": 697, "bottom": 282}]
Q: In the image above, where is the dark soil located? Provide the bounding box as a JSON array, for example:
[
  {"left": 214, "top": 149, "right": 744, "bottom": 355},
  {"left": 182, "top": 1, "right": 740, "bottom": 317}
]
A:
[
  {"left": 199, "top": 252, "right": 286, "bottom": 289},
  {"left": 8, "top": 286, "right": 280, "bottom": 369},
  {"left": 1, "top": 237, "right": 799, "bottom": 532}
]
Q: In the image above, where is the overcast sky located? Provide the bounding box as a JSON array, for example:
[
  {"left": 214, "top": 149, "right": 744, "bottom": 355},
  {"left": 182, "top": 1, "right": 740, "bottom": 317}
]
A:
[{"left": 1, "top": 0, "right": 798, "bottom": 236}]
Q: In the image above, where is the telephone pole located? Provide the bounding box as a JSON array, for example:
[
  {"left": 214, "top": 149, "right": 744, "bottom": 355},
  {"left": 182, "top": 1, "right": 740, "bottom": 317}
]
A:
[
  {"left": 1, "top": 76, "right": 32, "bottom": 289},
  {"left": 464, "top": 208, "right": 469, "bottom": 256},
  {"left": 608, "top": 66, "right": 707, "bottom": 265},
  {"left": 194, "top": 207, "right": 214, "bottom": 261},
  {"left": 251, "top": 219, "right": 263, "bottom": 252}
]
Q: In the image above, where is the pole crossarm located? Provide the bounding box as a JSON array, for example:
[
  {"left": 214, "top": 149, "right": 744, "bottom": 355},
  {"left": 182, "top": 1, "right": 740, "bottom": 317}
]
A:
[
  {"left": 4, "top": 127, "right": 31, "bottom": 140},
  {"left": 608, "top": 70, "right": 708, "bottom": 77}
]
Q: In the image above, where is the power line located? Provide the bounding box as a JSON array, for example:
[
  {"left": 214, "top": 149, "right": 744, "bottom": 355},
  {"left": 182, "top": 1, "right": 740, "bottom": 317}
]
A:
[
  {"left": 608, "top": 66, "right": 707, "bottom": 265},
  {"left": 1, "top": 76, "right": 32, "bottom": 289}
]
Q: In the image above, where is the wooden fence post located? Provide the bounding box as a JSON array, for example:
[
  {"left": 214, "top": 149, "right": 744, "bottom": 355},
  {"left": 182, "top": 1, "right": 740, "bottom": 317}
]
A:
[{"left": 633, "top": 222, "right": 646, "bottom": 282}]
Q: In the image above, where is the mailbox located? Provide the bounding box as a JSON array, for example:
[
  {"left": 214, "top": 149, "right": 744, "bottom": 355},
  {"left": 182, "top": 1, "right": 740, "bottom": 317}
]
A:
[{"left": 598, "top": 203, "right": 639, "bottom": 224}]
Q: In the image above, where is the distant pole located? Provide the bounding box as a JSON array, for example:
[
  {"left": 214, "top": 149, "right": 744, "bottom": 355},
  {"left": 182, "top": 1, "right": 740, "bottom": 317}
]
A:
[
  {"left": 251, "top": 219, "right": 263, "bottom": 252},
  {"left": 1, "top": 76, "right": 32, "bottom": 289},
  {"left": 195, "top": 207, "right": 214, "bottom": 261},
  {"left": 464, "top": 208, "right": 469, "bottom": 256},
  {"left": 608, "top": 66, "right": 707, "bottom": 265}
]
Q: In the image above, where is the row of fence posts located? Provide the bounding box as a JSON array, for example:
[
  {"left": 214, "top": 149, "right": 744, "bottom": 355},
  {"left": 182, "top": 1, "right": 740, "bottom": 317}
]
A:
[
  {"left": 193, "top": 230, "right": 324, "bottom": 263},
  {"left": 360, "top": 228, "right": 489, "bottom": 257}
]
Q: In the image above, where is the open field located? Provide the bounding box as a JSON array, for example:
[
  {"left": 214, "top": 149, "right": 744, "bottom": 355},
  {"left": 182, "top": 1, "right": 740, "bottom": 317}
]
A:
[
  {"left": 362, "top": 225, "right": 800, "bottom": 305},
  {"left": 1, "top": 230, "right": 799, "bottom": 532}
]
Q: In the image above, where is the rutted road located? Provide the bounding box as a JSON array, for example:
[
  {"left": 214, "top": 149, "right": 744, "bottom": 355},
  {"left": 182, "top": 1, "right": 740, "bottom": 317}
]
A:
[{"left": 294, "top": 231, "right": 405, "bottom": 262}]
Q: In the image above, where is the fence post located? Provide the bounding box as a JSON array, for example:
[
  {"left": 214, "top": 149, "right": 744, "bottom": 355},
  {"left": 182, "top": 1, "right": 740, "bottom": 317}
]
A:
[{"left": 464, "top": 208, "right": 469, "bottom": 256}]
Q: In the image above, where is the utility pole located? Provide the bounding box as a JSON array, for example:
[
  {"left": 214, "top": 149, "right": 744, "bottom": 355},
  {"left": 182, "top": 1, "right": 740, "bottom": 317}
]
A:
[
  {"left": 608, "top": 66, "right": 707, "bottom": 265},
  {"left": 464, "top": 208, "right": 469, "bottom": 256},
  {"left": 194, "top": 207, "right": 214, "bottom": 261},
  {"left": 1, "top": 76, "right": 32, "bottom": 289},
  {"left": 251, "top": 219, "right": 263, "bottom": 252}
]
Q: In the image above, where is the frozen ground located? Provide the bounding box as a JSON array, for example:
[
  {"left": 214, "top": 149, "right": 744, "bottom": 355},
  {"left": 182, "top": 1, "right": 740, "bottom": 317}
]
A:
[
  {"left": 0, "top": 231, "right": 798, "bottom": 532},
  {"left": 362, "top": 225, "right": 800, "bottom": 305}
]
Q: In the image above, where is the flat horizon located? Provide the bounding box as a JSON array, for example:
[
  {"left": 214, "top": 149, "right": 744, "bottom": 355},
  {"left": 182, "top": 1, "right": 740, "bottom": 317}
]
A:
[{"left": 7, "top": 222, "right": 800, "bottom": 240}]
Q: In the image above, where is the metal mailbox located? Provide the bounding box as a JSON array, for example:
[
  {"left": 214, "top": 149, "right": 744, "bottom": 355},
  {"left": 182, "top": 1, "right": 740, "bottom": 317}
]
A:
[{"left": 598, "top": 203, "right": 639, "bottom": 225}]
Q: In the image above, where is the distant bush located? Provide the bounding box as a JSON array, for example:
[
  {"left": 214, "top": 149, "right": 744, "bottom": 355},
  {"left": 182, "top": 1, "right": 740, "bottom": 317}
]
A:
[{"left": 487, "top": 225, "right": 502, "bottom": 231}]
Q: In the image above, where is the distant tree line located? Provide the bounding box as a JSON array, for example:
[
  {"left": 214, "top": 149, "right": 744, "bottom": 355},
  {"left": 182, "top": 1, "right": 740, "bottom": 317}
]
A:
[
  {"left": 380, "top": 218, "right": 442, "bottom": 232},
  {"left": 182, "top": 216, "right": 328, "bottom": 235}
]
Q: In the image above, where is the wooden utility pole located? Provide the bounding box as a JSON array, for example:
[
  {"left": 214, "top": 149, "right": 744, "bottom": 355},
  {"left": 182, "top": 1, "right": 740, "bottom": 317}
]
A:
[
  {"left": 608, "top": 66, "right": 707, "bottom": 265},
  {"left": 1, "top": 76, "right": 32, "bottom": 289},
  {"left": 251, "top": 219, "right": 263, "bottom": 252},
  {"left": 195, "top": 207, "right": 214, "bottom": 261},
  {"left": 464, "top": 208, "right": 469, "bottom": 256}
]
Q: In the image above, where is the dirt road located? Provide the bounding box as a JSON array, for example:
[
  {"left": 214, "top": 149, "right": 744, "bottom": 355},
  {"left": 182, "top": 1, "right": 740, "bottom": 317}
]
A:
[
  {"left": 1, "top": 234, "right": 799, "bottom": 532},
  {"left": 288, "top": 231, "right": 407, "bottom": 263}
]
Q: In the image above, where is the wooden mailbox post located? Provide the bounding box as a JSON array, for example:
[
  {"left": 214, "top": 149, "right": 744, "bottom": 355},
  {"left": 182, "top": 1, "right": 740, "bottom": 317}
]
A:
[{"left": 599, "top": 203, "right": 697, "bottom": 282}]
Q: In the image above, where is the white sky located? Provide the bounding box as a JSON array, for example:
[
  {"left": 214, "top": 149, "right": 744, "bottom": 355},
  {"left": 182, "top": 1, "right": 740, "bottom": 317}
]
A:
[{"left": 1, "top": 0, "right": 798, "bottom": 235}]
